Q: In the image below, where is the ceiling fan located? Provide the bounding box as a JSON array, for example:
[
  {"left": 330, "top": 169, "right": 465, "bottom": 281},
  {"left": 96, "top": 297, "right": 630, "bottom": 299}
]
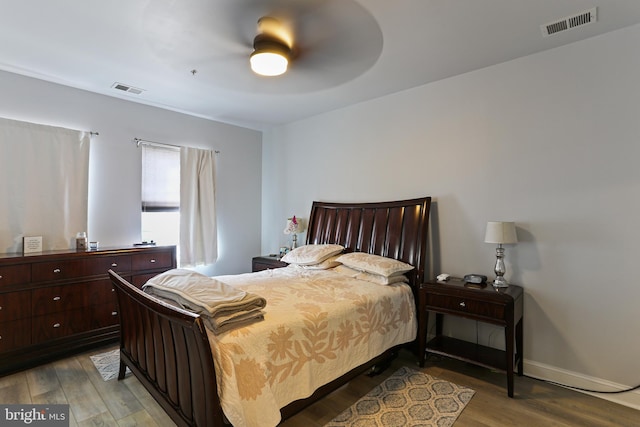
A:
[
  {"left": 249, "top": 16, "right": 293, "bottom": 77},
  {"left": 141, "top": 0, "right": 383, "bottom": 93}
]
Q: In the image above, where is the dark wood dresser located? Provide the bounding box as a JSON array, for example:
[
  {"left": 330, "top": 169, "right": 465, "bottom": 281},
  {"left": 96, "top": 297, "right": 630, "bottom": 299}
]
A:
[{"left": 0, "top": 245, "right": 176, "bottom": 376}]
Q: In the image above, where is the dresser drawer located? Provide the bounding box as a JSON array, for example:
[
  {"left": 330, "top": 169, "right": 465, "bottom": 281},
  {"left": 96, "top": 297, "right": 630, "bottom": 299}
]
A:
[
  {"left": 89, "top": 303, "right": 119, "bottom": 329},
  {"left": 0, "top": 264, "right": 31, "bottom": 288},
  {"left": 32, "top": 283, "right": 85, "bottom": 316},
  {"left": 32, "top": 308, "right": 90, "bottom": 342},
  {"left": 32, "top": 259, "right": 85, "bottom": 282},
  {"left": 84, "top": 278, "right": 117, "bottom": 306},
  {"left": 0, "top": 291, "right": 31, "bottom": 321},
  {"left": 132, "top": 273, "right": 158, "bottom": 288},
  {"left": 87, "top": 255, "right": 132, "bottom": 275},
  {"left": 132, "top": 250, "right": 173, "bottom": 271},
  {"left": 0, "top": 318, "right": 31, "bottom": 352},
  {"left": 426, "top": 293, "right": 506, "bottom": 321}
]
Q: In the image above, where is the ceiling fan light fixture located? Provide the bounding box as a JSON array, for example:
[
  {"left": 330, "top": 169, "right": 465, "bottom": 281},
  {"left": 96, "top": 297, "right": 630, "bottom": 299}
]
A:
[{"left": 250, "top": 34, "right": 291, "bottom": 77}]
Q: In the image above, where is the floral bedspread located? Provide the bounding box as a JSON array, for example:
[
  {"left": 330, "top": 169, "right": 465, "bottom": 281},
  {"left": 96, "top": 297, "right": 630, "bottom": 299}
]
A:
[{"left": 206, "top": 267, "right": 417, "bottom": 427}]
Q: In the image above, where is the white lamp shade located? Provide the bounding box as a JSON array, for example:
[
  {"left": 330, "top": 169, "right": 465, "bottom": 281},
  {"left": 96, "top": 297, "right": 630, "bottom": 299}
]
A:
[
  {"left": 484, "top": 221, "right": 518, "bottom": 244},
  {"left": 284, "top": 217, "right": 299, "bottom": 235}
]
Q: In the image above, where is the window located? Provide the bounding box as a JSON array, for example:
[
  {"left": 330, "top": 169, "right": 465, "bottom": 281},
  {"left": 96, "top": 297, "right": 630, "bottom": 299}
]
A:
[
  {"left": 141, "top": 144, "right": 180, "bottom": 245},
  {"left": 140, "top": 143, "right": 218, "bottom": 267}
]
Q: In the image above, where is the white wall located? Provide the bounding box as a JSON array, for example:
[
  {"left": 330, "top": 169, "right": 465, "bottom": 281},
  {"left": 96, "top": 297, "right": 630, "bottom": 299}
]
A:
[
  {"left": 0, "top": 70, "right": 262, "bottom": 275},
  {"left": 262, "top": 24, "right": 640, "bottom": 406}
]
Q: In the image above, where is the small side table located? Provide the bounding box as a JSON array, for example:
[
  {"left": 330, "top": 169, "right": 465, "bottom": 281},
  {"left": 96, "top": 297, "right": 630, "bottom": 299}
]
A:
[
  {"left": 252, "top": 255, "right": 288, "bottom": 272},
  {"left": 418, "top": 278, "right": 524, "bottom": 397}
]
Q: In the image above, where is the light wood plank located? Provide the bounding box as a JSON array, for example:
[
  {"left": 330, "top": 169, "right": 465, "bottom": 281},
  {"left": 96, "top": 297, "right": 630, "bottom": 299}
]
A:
[
  {"left": 53, "top": 357, "right": 110, "bottom": 423},
  {"left": 79, "top": 353, "right": 144, "bottom": 420},
  {"left": 116, "top": 409, "right": 164, "bottom": 427},
  {"left": 0, "top": 383, "right": 32, "bottom": 404},
  {"left": 26, "top": 364, "right": 61, "bottom": 397},
  {"left": 76, "top": 410, "right": 117, "bottom": 427}
]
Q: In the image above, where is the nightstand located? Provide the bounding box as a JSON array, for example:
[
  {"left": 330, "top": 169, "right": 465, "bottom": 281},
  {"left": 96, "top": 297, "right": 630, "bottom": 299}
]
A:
[
  {"left": 417, "top": 278, "right": 523, "bottom": 397},
  {"left": 252, "top": 255, "right": 288, "bottom": 272}
]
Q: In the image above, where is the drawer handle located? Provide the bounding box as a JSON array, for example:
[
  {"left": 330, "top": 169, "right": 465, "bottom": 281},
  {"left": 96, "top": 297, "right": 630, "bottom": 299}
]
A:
[
  {"left": 0, "top": 275, "right": 3, "bottom": 280},
  {"left": 111, "top": 263, "right": 118, "bottom": 267},
  {"left": 53, "top": 296, "right": 61, "bottom": 301},
  {"left": 150, "top": 259, "right": 156, "bottom": 263},
  {"left": 111, "top": 311, "right": 118, "bottom": 316},
  {"left": 459, "top": 302, "right": 466, "bottom": 308},
  {"left": 0, "top": 306, "right": 2, "bottom": 311},
  {"left": 53, "top": 268, "right": 61, "bottom": 273},
  {"left": 53, "top": 323, "right": 61, "bottom": 328}
]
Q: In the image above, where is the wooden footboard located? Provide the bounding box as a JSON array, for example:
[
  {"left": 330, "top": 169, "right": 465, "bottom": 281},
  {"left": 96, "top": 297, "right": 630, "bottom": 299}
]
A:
[{"left": 109, "top": 270, "right": 224, "bottom": 427}]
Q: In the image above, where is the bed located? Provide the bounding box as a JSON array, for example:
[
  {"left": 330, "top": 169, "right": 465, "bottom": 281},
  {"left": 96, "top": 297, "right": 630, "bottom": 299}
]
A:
[{"left": 108, "top": 197, "right": 431, "bottom": 427}]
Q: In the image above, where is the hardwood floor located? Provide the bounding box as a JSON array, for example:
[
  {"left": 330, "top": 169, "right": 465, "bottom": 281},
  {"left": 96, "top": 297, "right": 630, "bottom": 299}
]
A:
[{"left": 0, "top": 344, "right": 637, "bottom": 426}]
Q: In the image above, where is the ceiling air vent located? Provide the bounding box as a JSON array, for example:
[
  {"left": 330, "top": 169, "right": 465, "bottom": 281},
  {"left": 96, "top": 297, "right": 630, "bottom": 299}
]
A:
[
  {"left": 111, "top": 82, "right": 144, "bottom": 95},
  {"left": 541, "top": 7, "right": 597, "bottom": 37}
]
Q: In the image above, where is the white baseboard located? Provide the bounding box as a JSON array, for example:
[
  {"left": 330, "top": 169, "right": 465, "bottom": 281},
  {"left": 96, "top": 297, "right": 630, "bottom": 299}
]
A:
[{"left": 524, "top": 359, "right": 640, "bottom": 410}]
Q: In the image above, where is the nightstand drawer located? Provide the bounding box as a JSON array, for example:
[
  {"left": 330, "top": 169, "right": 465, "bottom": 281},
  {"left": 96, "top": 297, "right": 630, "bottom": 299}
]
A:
[{"left": 426, "top": 293, "right": 505, "bottom": 321}]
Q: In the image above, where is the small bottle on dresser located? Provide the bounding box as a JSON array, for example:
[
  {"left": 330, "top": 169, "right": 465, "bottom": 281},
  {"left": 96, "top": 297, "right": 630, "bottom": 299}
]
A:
[{"left": 76, "top": 232, "right": 88, "bottom": 250}]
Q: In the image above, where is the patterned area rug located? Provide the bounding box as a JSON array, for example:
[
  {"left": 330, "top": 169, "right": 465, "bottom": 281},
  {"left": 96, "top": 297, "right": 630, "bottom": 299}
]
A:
[
  {"left": 90, "top": 349, "right": 131, "bottom": 381},
  {"left": 325, "top": 367, "right": 474, "bottom": 427}
]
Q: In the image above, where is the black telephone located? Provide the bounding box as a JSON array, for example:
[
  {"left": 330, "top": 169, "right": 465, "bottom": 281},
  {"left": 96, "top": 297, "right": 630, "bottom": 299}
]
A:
[{"left": 463, "top": 274, "right": 487, "bottom": 284}]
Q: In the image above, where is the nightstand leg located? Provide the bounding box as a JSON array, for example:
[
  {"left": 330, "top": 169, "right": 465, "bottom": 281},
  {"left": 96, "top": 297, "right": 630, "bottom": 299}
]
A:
[
  {"left": 418, "top": 311, "right": 428, "bottom": 367},
  {"left": 505, "top": 322, "right": 515, "bottom": 397},
  {"left": 417, "top": 289, "right": 428, "bottom": 367},
  {"left": 516, "top": 318, "right": 523, "bottom": 376}
]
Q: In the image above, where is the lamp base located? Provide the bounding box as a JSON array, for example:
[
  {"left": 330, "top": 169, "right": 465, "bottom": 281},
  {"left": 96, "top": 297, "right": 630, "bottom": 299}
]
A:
[{"left": 492, "top": 276, "right": 509, "bottom": 288}]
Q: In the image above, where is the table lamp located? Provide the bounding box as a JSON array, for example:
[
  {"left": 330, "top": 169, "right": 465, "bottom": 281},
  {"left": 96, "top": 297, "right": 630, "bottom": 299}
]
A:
[
  {"left": 484, "top": 221, "right": 518, "bottom": 288},
  {"left": 284, "top": 216, "right": 300, "bottom": 249}
]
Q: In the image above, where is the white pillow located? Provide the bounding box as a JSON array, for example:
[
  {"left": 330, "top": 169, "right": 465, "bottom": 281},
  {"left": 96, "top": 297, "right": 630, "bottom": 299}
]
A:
[
  {"left": 334, "top": 252, "right": 414, "bottom": 277},
  {"left": 333, "top": 265, "right": 409, "bottom": 285},
  {"left": 281, "top": 244, "right": 344, "bottom": 266},
  {"left": 290, "top": 255, "right": 342, "bottom": 270}
]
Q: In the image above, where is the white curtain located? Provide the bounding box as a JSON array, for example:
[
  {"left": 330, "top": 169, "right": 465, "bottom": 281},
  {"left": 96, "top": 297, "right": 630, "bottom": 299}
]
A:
[
  {"left": 0, "top": 117, "right": 90, "bottom": 253},
  {"left": 179, "top": 147, "right": 217, "bottom": 266}
]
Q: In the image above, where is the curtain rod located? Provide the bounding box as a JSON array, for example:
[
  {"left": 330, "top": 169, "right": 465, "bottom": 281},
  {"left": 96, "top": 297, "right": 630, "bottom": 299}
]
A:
[{"left": 133, "top": 137, "right": 220, "bottom": 154}]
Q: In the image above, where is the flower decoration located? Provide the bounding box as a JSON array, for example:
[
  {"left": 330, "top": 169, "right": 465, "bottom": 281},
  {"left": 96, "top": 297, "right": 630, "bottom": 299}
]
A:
[{"left": 284, "top": 216, "right": 299, "bottom": 235}]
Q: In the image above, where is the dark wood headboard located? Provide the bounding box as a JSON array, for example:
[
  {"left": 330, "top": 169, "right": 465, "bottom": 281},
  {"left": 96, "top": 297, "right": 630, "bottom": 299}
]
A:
[{"left": 306, "top": 197, "right": 431, "bottom": 288}]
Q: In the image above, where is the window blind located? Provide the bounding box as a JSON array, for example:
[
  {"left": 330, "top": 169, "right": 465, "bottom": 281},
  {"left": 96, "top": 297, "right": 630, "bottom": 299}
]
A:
[{"left": 141, "top": 144, "right": 180, "bottom": 212}]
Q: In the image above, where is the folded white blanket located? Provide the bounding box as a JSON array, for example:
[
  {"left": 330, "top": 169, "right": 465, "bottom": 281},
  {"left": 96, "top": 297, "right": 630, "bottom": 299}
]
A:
[{"left": 143, "top": 269, "right": 266, "bottom": 333}]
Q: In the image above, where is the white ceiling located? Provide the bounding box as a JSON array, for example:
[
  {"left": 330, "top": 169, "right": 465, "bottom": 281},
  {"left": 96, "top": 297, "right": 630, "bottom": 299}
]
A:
[{"left": 1, "top": 0, "right": 640, "bottom": 130}]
